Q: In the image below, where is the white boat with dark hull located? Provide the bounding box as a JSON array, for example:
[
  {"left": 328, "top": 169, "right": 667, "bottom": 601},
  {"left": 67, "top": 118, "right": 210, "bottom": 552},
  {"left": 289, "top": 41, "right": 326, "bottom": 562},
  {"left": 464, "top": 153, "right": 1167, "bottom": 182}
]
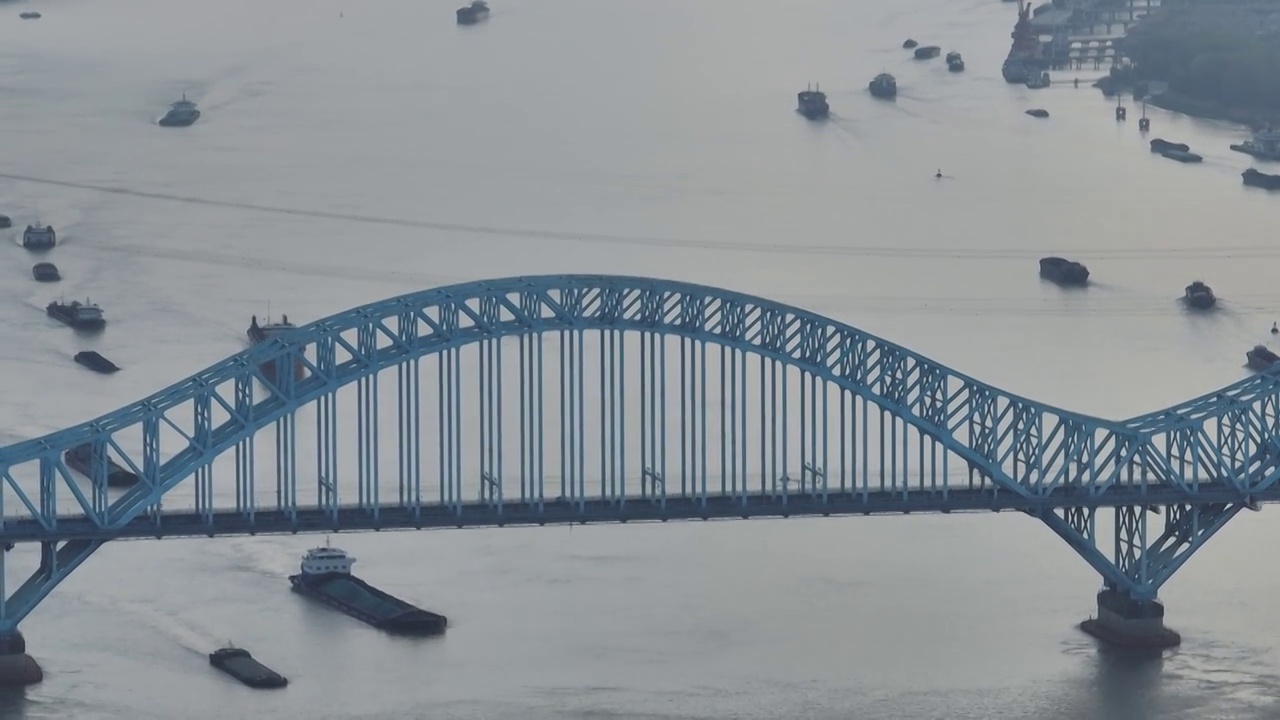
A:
[{"left": 159, "top": 95, "right": 201, "bottom": 127}]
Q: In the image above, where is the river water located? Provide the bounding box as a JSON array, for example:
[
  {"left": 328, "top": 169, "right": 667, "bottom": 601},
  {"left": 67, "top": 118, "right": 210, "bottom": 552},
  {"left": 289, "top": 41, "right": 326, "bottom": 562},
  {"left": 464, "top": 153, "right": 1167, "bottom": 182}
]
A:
[{"left": 2, "top": 0, "right": 1280, "bottom": 717}]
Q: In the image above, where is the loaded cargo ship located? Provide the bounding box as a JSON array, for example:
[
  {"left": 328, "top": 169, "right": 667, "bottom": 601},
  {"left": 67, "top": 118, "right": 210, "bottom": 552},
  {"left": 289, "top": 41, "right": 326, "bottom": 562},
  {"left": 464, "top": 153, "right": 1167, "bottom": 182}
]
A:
[
  {"left": 208, "top": 645, "right": 288, "bottom": 689},
  {"left": 288, "top": 541, "right": 448, "bottom": 635},
  {"left": 64, "top": 443, "right": 139, "bottom": 487}
]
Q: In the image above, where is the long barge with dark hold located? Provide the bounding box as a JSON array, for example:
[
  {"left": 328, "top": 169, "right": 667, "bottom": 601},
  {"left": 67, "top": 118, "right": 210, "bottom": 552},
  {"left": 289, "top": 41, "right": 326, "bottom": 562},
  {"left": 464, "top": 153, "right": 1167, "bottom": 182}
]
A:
[
  {"left": 288, "top": 541, "right": 448, "bottom": 635},
  {"left": 1039, "top": 257, "right": 1089, "bottom": 286},
  {"left": 47, "top": 299, "right": 105, "bottom": 330},
  {"left": 1184, "top": 281, "right": 1216, "bottom": 310},
  {"left": 1247, "top": 345, "right": 1280, "bottom": 371},
  {"left": 913, "top": 45, "right": 941, "bottom": 60},
  {"left": 32, "top": 262, "right": 60, "bottom": 282},
  {"left": 1242, "top": 168, "right": 1280, "bottom": 190},
  {"left": 1149, "top": 138, "right": 1189, "bottom": 154},
  {"left": 209, "top": 646, "right": 288, "bottom": 689},
  {"left": 248, "top": 314, "right": 305, "bottom": 383},
  {"left": 75, "top": 351, "right": 120, "bottom": 374},
  {"left": 796, "top": 85, "right": 829, "bottom": 119},
  {"left": 63, "top": 443, "right": 139, "bottom": 487}
]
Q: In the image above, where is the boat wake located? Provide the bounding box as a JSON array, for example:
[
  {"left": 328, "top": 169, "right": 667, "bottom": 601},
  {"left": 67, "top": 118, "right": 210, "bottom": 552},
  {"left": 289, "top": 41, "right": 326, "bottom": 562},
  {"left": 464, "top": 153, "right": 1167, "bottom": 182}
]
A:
[{"left": 74, "top": 594, "right": 220, "bottom": 656}]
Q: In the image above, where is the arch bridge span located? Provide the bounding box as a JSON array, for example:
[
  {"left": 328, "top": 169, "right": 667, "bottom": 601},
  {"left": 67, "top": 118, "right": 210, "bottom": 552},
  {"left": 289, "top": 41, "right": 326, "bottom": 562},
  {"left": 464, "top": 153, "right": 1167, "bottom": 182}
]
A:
[{"left": 2, "top": 274, "right": 1279, "bottom": 653}]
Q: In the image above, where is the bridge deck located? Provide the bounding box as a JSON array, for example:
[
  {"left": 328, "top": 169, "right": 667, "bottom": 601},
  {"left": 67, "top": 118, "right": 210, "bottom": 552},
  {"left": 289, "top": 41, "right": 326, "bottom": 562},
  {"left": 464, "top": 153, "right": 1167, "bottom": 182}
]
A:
[{"left": 4, "top": 483, "right": 1269, "bottom": 543}]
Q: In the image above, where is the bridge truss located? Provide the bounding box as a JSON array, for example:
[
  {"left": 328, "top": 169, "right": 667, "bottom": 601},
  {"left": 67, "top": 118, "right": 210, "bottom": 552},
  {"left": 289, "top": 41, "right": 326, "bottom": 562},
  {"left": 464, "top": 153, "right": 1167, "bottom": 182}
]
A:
[{"left": 1, "top": 275, "right": 1278, "bottom": 639}]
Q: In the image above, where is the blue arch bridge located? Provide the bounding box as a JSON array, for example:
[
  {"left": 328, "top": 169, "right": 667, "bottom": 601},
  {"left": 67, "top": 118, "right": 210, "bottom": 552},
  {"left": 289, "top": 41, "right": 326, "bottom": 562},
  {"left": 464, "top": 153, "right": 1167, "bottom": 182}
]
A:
[{"left": 2, "top": 274, "right": 1279, "bottom": 678}]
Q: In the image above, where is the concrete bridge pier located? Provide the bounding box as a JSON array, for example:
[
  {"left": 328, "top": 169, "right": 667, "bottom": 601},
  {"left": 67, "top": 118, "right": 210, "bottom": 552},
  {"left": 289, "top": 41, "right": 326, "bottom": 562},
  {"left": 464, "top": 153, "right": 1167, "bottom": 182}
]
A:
[
  {"left": 1080, "top": 588, "right": 1181, "bottom": 649},
  {"left": 0, "top": 632, "right": 42, "bottom": 686}
]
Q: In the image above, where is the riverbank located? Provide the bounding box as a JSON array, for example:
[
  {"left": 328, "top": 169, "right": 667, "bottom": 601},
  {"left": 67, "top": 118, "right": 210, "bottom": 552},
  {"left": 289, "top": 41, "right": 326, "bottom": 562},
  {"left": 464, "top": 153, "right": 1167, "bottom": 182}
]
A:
[{"left": 1144, "top": 90, "right": 1269, "bottom": 128}]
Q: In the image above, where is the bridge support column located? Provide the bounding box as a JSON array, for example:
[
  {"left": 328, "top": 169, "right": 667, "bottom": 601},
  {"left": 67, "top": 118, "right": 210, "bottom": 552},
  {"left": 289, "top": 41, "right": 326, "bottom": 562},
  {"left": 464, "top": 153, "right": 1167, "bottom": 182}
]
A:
[
  {"left": 1080, "top": 588, "right": 1180, "bottom": 649},
  {"left": 0, "top": 632, "right": 41, "bottom": 686}
]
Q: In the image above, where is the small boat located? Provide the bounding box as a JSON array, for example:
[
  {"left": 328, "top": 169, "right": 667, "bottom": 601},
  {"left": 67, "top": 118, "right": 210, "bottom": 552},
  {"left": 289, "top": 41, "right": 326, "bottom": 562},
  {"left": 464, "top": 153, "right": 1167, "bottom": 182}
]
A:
[
  {"left": 456, "top": 0, "right": 489, "bottom": 24},
  {"left": 74, "top": 351, "right": 120, "bottom": 374},
  {"left": 902, "top": 39, "right": 918, "bottom": 49},
  {"left": 1025, "top": 108, "right": 1049, "bottom": 118},
  {"left": 1160, "top": 149, "right": 1203, "bottom": 163},
  {"left": 32, "top": 262, "right": 60, "bottom": 282},
  {"left": 47, "top": 299, "right": 106, "bottom": 330},
  {"left": 0, "top": 214, "right": 10, "bottom": 229},
  {"left": 1247, "top": 345, "right": 1280, "bottom": 371},
  {"left": 945, "top": 51, "right": 962, "bottom": 64},
  {"left": 1184, "top": 281, "right": 1216, "bottom": 310},
  {"left": 868, "top": 73, "right": 897, "bottom": 99},
  {"left": 796, "top": 85, "right": 829, "bottom": 120},
  {"left": 947, "top": 56, "right": 965, "bottom": 72},
  {"left": 1149, "top": 138, "right": 1189, "bottom": 153},
  {"left": 158, "top": 95, "right": 201, "bottom": 127},
  {"left": 22, "top": 225, "right": 55, "bottom": 250},
  {"left": 209, "top": 646, "right": 288, "bottom": 689},
  {"left": 1025, "top": 71, "right": 1050, "bottom": 89},
  {"left": 1242, "top": 168, "right": 1280, "bottom": 190},
  {"left": 913, "top": 45, "right": 941, "bottom": 60},
  {"left": 19, "top": 11, "right": 40, "bottom": 19},
  {"left": 1039, "top": 257, "right": 1089, "bottom": 286}
]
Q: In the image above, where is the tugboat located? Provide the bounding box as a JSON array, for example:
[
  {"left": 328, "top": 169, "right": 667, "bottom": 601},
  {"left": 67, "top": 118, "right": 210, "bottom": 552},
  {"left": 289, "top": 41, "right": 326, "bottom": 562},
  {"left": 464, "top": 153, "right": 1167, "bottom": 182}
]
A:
[
  {"left": 796, "top": 85, "right": 829, "bottom": 120},
  {"left": 902, "top": 39, "right": 918, "bottom": 49},
  {"left": 946, "top": 52, "right": 965, "bottom": 72},
  {"left": 868, "top": 73, "right": 897, "bottom": 99},
  {"left": 158, "top": 95, "right": 201, "bottom": 127},
  {"left": 913, "top": 45, "right": 941, "bottom": 60},
  {"left": 1242, "top": 168, "right": 1280, "bottom": 190},
  {"left": 1149, "top": 138, "right": 1189, "bottom": 154},
  {"left": 248, "top": 314, "right": 306, "bottom": 383},
  {"left": 1184, "top": 281, "right": 1216, "bottom": 310},
  {"left": 1229, "top": 127, "right": 1280, "bottom": 162},
  {"left": 22, "top": 224, "right": 55, "bottom": 250},
  {"left": 0, "top": 214, "right": 10, "bottom": 229},
  {"left": 288, "top": 540, "right": 449, "bottom": 635},
  {"left": 47, "top": 299, "right": 105, "bottom": 330},
  {"left": 456, "top": 0, "right": 489, "bottom": 24},
  {"left": 1247, "top": 345, "right": 1280, "bottom": 371},
  {"left": 209, "top": 645, "right": 288, "bottom": 689},
  {"left": 63, "top": 443, "right": 139, "bottom": 487},
  {"left": 32, "top": 262, "right": 60, "bottom": 282},
  {"left": 1039, "top": 257, "right": 1089, "bottom": 286},
  {"left": 1002, "top": 1, "right": 1040, "bottom": 84}
]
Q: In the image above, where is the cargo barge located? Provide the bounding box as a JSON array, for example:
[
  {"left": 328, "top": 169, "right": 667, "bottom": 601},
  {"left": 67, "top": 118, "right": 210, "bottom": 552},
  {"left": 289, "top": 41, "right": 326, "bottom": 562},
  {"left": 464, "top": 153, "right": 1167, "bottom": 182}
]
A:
[
  {"left": 288, "top": 541, "right": 448, "bottom": 635},
  {"left": 63, "top": 443, "right": 139, "bottom": 487},
  {"left": 209, "top": 645, "right": 288, "bottom": 689}
]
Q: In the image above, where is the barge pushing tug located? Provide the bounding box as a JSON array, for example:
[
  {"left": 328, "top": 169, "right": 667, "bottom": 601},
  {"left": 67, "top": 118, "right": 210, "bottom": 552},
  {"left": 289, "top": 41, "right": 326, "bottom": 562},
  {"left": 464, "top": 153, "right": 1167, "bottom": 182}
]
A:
[
  {"left": 22, "top": 225, "right": 55, "bottom": 250},
  {"left": 456, "top": 0, "right": 489, "bottom": 24},
  {"left": 209, "top": 646, "right": 288, "bottom": 689},
  {"left": 1247, "top": 345, "right": 1280, "bottom": 371},
  {"left": 869, "top": 73, "right": 897, "bottom": 99},
  {"left": 63, "top": 443, "right": 139, "bottom": 487},
  {"left": 1184, "top": 281, "right": 1216, "bottom": 310},
  {"left": 288, "top": 540, "right": 448, "bottom": 635}
]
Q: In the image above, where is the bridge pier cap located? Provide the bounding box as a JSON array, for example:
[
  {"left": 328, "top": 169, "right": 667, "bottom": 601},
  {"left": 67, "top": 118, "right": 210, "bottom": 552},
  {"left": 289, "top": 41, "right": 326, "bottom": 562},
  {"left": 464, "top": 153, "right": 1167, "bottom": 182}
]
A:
[{"left": 1080, "top": 590, "right": 1180, "bottom": 650}]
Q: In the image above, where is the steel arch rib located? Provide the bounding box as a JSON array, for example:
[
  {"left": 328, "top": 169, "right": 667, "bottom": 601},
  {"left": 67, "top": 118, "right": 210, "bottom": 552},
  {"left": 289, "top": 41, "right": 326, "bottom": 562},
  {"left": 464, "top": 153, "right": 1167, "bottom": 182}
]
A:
[{"left": 0, "top": 274, "right": 1274, "bottom": 534}]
